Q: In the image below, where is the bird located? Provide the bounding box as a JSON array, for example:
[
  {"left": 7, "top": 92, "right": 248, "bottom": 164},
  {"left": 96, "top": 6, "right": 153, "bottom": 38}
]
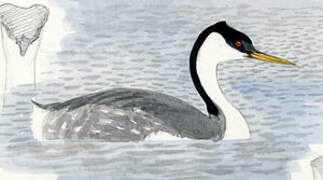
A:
[{"left": 31, "top": 21, "right": 295, "bottom": 142}]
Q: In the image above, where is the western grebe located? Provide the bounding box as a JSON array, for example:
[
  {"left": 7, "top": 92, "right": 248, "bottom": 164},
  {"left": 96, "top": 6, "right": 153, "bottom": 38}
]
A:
[{"left": 31, "top": 21, "right": 295, "bottom": 141}]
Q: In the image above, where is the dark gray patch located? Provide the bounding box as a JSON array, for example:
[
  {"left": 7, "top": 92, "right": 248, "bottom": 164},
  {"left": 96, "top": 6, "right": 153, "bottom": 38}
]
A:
[{"left": 33, "top": 88, "right": 225, "bottom": 141}]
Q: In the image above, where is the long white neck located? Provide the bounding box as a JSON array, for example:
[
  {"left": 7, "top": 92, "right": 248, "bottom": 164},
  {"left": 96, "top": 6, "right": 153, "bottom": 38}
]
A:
[{"left": 196, "top": 32, "right": 250, "bottom": 140}]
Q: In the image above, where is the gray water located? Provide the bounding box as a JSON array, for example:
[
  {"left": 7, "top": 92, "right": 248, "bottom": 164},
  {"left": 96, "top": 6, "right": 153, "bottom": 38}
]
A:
[{"left": 1, "top": 0, "right": 323, "bottom": 179}]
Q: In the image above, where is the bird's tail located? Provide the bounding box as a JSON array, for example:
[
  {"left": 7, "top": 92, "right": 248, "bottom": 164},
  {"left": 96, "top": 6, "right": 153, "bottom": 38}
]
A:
[{"left": 31, "top": 98, "right": 47, "bottom": 109}]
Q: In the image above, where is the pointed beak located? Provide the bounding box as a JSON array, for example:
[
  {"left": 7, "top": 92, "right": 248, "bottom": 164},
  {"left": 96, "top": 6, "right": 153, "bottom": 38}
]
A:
[{"left": 248, "top": 51, "right": 296, "bottom": 66}]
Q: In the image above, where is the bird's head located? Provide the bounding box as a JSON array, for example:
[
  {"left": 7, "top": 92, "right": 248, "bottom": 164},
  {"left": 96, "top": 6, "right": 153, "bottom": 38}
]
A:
[{"left": 193, "top": 21, "right": 295, "bottom": 65}]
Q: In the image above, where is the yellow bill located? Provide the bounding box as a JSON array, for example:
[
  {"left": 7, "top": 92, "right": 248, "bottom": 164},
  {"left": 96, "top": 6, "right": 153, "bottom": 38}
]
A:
[{"left": 248, "top": 52, "right": 296, "bottom": 66}]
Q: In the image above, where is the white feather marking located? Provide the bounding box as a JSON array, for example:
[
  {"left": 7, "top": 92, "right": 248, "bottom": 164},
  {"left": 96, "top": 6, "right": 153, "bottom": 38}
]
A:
[
  {"left": 74, "top": 126, "right": 82, "bottom": 132},
  {"left": 98, "top": 118, "right": 113, "bottom": 124},
  {"left": 153, "top": 121, "right": 161, "bottom": 126},
  {"left": 129, "top": 118, "right": 137, "bottom": 124},
  {"left": 116, "top": 126, "right": 125, "bottom": 130},
  {"left": 131, "top": 129, "right": 140, "bottom": 135},
  {"left": 114, "top": 110, "right": 125, "bottom": 116},
  {"left": 133, "top": 107, "right": 142, "bottom": 113},
  {"left": 61, "top": 122, "right": 67, "bottom": 129},
  {"left": 100, "top": 108, "right": 110, "bottom": 113},
  {"left": 143, "top": 127, "right": 151, "bottom": 131}
]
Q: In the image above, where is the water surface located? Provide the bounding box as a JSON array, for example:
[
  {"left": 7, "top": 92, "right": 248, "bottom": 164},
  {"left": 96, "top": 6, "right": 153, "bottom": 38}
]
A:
[{"left": 1, "top": 0, "right": 323, "bottom": 179}]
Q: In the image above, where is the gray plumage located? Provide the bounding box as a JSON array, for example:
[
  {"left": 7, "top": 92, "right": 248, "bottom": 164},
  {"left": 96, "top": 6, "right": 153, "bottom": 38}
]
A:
[{"left": 32, "top": 88, "right": 225, "bottom": 141}]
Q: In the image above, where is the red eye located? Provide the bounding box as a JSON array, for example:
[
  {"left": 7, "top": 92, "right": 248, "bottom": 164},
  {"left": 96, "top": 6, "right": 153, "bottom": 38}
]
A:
[{"left": 235, "top": 41, "right": 242, "bottom": 47}]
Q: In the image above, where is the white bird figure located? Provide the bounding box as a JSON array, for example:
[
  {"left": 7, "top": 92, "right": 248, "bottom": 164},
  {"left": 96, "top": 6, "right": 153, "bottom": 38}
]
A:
[
  {"left": 0, "top": 3, "right": 49, "bottom": 109},
  {"left": 0, "top": 3, "right": 49, "bottom": 87},
  {"left": 31, "top": 21, "right": 295, "bottom": 142}
]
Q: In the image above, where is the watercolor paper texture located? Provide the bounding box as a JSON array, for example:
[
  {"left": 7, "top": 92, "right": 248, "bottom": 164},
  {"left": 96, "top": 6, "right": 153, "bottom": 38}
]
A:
[{"left": 0, "top": 0, "right": 323, "bottom": 180}]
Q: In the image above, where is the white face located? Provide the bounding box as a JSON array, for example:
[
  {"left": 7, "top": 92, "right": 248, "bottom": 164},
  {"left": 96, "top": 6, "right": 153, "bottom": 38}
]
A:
[{"left": 197, "top": 32, "right": 245, "bottom": 66}]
